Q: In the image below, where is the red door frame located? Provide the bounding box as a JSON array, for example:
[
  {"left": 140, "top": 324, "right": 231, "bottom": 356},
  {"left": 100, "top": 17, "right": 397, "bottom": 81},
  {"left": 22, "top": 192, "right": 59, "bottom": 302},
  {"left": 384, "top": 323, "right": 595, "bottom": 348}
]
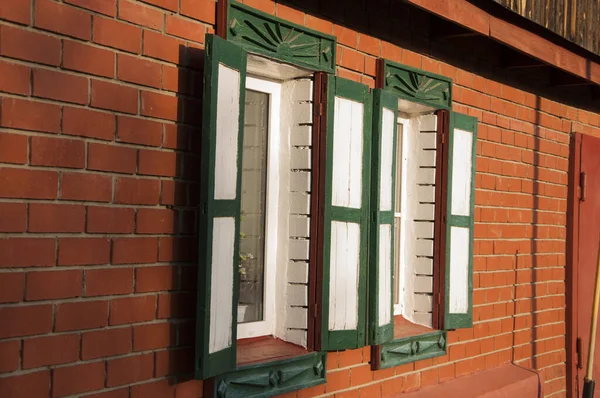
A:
[{"left": 566, "top": 132, "right": 582, "bottom": 398}]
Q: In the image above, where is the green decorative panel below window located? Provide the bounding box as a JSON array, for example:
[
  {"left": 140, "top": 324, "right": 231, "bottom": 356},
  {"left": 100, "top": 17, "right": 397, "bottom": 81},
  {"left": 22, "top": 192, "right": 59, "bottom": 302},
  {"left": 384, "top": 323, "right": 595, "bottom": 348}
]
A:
[
  {"left": 212, "top": 352, "right": 327, "bottom": 398},
  {"left": 378, "top": 331, "right": 447, "bottom": 369},
  {"left": 227, "top": 0, "right": 336, "bottom": 73},
  {"left": 382, "top": 60, "right": 452, "bottom": 109}
]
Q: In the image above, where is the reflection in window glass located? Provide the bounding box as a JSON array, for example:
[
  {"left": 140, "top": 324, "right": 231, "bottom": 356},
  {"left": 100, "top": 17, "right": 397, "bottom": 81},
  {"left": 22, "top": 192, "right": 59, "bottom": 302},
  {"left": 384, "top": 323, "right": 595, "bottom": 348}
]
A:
[{"left": 238, "top": 89, "right": 269, "bottom": 324}]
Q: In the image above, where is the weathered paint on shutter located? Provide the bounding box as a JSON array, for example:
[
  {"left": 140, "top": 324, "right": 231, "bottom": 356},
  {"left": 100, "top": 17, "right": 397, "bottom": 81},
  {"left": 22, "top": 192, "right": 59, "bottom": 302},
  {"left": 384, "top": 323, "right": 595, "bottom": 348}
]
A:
[
  {"left": 196, "top": 34, "right": 247, "bottom": 379},
  {"left": 444, "top": 112, "right": 477, "bottom": 330},
  {"left": 368, "top": 89, "right": 398, "bottom": 345},
  {"left": 320, "top": 76, "right": 372, "bottom": 351}
]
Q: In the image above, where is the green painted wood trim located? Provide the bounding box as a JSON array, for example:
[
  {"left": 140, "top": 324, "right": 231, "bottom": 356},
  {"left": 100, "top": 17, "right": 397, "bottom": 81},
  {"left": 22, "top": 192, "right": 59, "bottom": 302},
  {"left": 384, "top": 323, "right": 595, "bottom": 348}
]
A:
[
  {"left": 320, "top": 75, "right": 372, "bottom": 351},
  {"left": 227, "top": 0, "right": 336, "bottom": 73},
  {"left": 382, "top": 60, "right": 452, "bottom": 109},
  {"left": 368, "top": 89, "right": 399, "bottom": 346},
  {"left": 213, "top": 352, "right": 327, "bottom": 398},
  {"left": 443, "top": 112, "right": 478, "bottom": 330},
  {"left": 196, "top": 34, "right": 247, "bottom": 380},
  {"left": 377, "top": 331, "right": 447, "bottom": 369}
]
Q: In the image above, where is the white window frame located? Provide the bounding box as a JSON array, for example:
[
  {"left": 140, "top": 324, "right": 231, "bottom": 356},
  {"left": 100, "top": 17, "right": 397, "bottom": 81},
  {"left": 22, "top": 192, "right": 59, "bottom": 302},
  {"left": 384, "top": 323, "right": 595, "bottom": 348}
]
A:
[
  {"left": 394, "top": 117, "right": 410, "bottom": 317},
  {"left": 237, "top": 76, "right": 282, "bottom": 339}
]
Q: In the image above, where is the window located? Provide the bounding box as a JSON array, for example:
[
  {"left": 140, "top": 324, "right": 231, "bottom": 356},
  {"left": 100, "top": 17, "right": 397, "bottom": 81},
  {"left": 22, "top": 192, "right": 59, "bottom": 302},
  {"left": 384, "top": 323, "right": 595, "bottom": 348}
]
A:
[{"left": 195, "top": 6, "right": 477, "bottom": 392}]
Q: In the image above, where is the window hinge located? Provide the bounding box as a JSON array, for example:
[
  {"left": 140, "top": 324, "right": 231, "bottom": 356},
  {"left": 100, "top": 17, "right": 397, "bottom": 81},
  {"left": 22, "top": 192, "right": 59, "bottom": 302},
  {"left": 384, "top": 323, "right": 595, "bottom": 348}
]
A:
[
  {"left": 319, "top": 103, "right": 324, "bottom": 116},
  {"left": 577, "top": 337, "right": 583, "bottom": 369},
  {"left": 580, "top": 172, "right": 587, "bottom": 202},
  {"left": 313, "top": 303, "right": 318, "bottom": 318},
  {"left": 441, "top": 132, "right": 445, "bottom": 145},
  {"left": 435, "top": 293, "right": 441, "bottom": 305}
]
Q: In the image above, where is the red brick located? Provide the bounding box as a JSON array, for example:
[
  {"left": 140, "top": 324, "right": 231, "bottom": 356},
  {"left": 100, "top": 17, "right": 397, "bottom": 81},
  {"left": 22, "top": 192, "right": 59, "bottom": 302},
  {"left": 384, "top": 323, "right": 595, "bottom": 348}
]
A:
[
  {"left": 109, "top": 295, "right": 156, "bottom": 325},
  {"left": 154, "top": 347, "right": 193, "bottom": 376},
  {"left": 30, "top": 136, "right": 85, "bottom": 169},
  {"left": 136, "top": 208, "right": 178, "bottom": 234},
  {"left": 165, "top": 15, "right": 206, "bottom": 43},
  {"left": 141, "top": 90, "right": 179, "bottom": 121},
  {"left": 136, "top": 265, "right": 177, "bottom": 293},
  {"left": 181, "top": 0, "right": 215, "bottom": 24},
  {"left": 0, "top": 340, "right": 19, "bottom": 372},
  {"left": 0, "top": 238, "right": 56, "bottom": 268},
  {"left": 84, "top": 388, "right": 130, "bottom": 398},
  {"left": 53, "top": 362, "right": 105, "bottom": 397},
  {"left": 65, "top": 0, "right": 115, "bottom": 15},
  {"left": 0, "top": 60, "right": 30, "bottom": 95},
  {"left": 22, "top": 334, "right": 80, "bottom": 369},
  {"left": 140, "top": 0, "right": 177, "bottom": 11},
  {"left": 91, "top": 79, "right": 139, "bottom": 114},
  {"left": 175, "top": 380, "right": 204, "bottom": 398},
  {"left": 0, "top": 25, "right": 60, "bottom": 66},
  {"left": 93, "top": 15, "right": 141, "bottom": 53},
  {"left": 157, "top": 292, "right": 195, "bottom": 319},
  {"left": 143, "top": 29, "right": 184, "bottom": 64},
  {"left": 118, "top": 54, "right": 161, "bottom": 88},
  {"left": 26, "top": 270, "right": 82, "bottom": 301},
  {"left": 139, "top": 149, "right": 178, "bottom": 177},
  {"left": 0, "top": 97, "right": 60, "bottom": 133},
  {"left": 133, "top": 322, "right": 174, "bottom": 351},
  {"left": 55, "top": 300, "right": 108, "bottom": 331},
  {"left": 119, "top": 0, "right": 164, "bottom": 30},
  {"left": 0, "top": 133, "right": 27, "bottom": 164},
  {"left": 85, "top": 268, "right": 134, "bottom": 296},
  {"left": 158, "top": 237, "right": 197, "bottom": 262},
  {"left": 0, "top": 371, "right": 50, "bottom": 398},
  {"left": 35, "top": 0, "right": 91, "bottom": 40},
  {"left": 161, "top": 180, "right": 187, "bottom": 206},
  {"left": 63, "top": 40, "right": 115, "bottom": 78},
  {"left": 112, "top": 237, "right": 158, "bottom": 265},
  {"left": 88, "top": 142, "right": 137, "bottom": 173},
  {"left": 82, "top": 327, "right": 132, "bottom": 359},
  {"left": 0, "top": 0, "right": 31, "bottom": 24},
  {"left": 117, "top": 115, "right": 163, "bottom": 146},
  {"left": 87, "top": 207, "right": 135, "bottom": 234},
  {"left": 61, "top": 172, "right": 113, "bottom": 202},
  {"left": 0, "top": 272, "right": 24, "bottom": 303},
  {"left": 131, "top": 379, "right": 175, "bottom": 398},
  {"left": 339, "top": 47, "right": 365, "bottom": 72},
  {"left": 63, "top": 107, "right": 115, "bottom": 141},
  {"left": 115, "top": 177, "right": 160, "bottom": 205},
  {"left": 0, "top": 305, "right": 52, "bottom": 338},
  {"left": 59, "top": 238, "right": 111, "bottom": 266},
  {"left": 107, "top": 353, "right": 154, "bottom": 387},
  {"left": 29, "top": 203, "right": 85, "bottom": 233}
]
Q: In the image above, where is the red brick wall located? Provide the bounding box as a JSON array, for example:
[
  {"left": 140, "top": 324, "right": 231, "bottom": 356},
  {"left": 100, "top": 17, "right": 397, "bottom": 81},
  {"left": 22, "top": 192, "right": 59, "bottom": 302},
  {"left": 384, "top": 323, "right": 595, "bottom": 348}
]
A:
[{"left": 1, "top": 1, "right": 600, "bottom": 398}]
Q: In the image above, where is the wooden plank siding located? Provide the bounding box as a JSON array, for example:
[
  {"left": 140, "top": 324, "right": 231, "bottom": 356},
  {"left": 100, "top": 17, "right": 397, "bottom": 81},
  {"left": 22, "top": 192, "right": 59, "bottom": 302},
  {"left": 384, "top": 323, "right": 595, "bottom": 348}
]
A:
[{"left": 494, "top": 0, "right": 600, "bottom": 56}]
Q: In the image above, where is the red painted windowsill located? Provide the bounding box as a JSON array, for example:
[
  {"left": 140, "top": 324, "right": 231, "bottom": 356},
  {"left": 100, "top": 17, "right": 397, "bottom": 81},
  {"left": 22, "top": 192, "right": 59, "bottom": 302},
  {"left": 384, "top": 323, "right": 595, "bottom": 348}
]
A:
[
  {"left": 393, "top": 315, "right": 435, "bottom": 339},
  {"left": 236, "top": 336, "right": 308, "bottom": 367}
]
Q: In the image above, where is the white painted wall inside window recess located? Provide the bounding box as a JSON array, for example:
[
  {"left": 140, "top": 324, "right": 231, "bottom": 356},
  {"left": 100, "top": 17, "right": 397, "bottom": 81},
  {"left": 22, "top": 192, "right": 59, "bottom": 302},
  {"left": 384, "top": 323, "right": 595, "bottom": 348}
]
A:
[{"left": 394, "top": 110, "right": 438, "bottom": 329}]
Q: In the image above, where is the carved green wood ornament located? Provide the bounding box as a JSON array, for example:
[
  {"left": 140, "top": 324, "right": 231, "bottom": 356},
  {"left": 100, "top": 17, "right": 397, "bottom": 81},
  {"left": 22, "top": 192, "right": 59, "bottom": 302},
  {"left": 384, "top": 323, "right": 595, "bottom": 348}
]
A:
[
  {"left": 212, "top": 352, "right": 327, "bottom": 398},
  {"left": 383, "top": 60, "right": 452, "bottom": 109},
  {"left": 227, "top": 1, "right": 336, "bottom": 73},
  {"left": 379, "top": 331, "right": 447, "bottom": 369}
]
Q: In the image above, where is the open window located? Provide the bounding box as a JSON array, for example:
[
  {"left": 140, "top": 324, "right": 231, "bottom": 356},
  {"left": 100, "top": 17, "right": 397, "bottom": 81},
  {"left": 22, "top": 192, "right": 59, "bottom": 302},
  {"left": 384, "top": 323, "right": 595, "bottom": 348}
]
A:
[{"left": 369, "top": 61, "right": 478, "bottom": 369}]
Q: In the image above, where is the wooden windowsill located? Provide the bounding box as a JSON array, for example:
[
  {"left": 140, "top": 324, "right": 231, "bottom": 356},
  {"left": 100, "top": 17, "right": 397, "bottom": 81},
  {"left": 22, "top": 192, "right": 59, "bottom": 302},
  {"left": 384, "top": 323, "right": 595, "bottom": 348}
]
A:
[
  {"left": 237, "top": 336, "right": 309, "bottom": 367},
  {"left": 393, "top": 315, "right": 435, "bottom": 339}
]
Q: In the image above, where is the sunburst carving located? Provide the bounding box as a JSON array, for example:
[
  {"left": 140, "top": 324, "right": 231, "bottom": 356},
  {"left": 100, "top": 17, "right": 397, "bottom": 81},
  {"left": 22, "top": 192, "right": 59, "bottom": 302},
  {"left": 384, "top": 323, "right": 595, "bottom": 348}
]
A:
[
  {"left": 384, "top": 64, "right": 451, "bottom": 108},
  {"left": 228, "top": 1, "right": 335, "bottom": 72}
]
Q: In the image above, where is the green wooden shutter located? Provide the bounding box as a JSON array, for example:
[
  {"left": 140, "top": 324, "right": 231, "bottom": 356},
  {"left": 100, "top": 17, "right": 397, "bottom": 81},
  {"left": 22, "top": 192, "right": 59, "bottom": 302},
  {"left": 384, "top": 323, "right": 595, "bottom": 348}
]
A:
[
  {"left": 444, "top": 112, "right": 477, "bottom": 330},
  {"left": 320, "top": 76, "right": 372, "bottom": 351},
  {"left": 368, "top": 89, "right": 398, "bottom": 345},
  {"left": 195, "top": 34, "right": 247, "bottom": 379}
]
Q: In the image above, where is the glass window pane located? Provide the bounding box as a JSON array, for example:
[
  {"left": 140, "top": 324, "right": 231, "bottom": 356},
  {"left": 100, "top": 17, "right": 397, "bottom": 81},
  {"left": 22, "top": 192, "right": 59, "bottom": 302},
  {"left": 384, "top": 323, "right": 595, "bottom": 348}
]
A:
[
  {"left": 393, "top": 122, "right": 403, "bottom": 306},
  {"left": 238, "top": 89, "right": 269, "bottom": 324}
]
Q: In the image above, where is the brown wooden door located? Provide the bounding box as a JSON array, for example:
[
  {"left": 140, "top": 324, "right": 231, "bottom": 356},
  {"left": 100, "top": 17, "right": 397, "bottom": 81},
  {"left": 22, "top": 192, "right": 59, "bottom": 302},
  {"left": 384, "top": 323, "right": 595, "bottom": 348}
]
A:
[{"left": 576, "top": 134, "right": 600, "bottom": 394}]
